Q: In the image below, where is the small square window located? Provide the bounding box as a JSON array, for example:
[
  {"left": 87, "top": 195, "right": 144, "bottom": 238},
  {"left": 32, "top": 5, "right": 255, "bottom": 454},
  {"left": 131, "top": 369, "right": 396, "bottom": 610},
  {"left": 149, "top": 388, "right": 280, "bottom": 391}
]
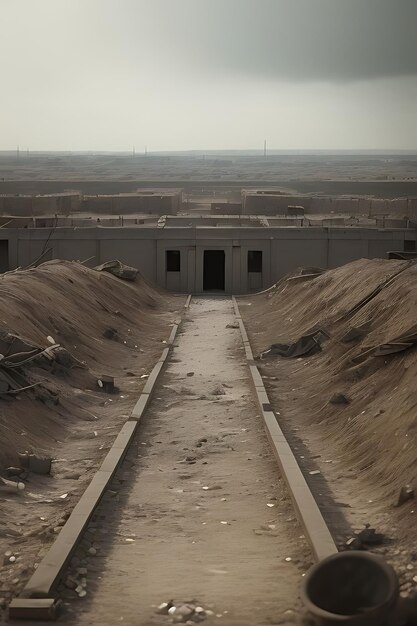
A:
[
  {"left": 248, "top": 250, "right": 262, "bottom": 273},
  {"left": 166, "top": 250, "right": 180, "bottom": 272}
]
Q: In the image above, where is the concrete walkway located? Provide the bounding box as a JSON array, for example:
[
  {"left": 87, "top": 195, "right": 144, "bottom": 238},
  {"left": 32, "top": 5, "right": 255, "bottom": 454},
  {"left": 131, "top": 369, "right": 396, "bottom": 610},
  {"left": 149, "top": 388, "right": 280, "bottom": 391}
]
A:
[{"left": 65, "top": 298, "right": 309, "bottom": 626}]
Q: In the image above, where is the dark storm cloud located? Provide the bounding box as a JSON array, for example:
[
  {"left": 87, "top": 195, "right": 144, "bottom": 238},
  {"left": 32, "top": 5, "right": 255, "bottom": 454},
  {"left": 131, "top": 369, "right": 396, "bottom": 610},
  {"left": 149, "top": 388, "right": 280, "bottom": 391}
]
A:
[{"left": 165, "top": 0, "right": 417, "bottom": 82}]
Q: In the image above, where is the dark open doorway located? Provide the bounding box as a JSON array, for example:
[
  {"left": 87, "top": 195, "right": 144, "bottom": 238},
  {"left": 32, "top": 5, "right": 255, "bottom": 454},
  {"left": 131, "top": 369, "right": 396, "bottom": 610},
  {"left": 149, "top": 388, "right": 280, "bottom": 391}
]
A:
[
  {"left": 0, "top": 240, "right": 9, "bottom": 273},
  {"left": 203, "top": 250, "right": 225, "bottom": 291}
]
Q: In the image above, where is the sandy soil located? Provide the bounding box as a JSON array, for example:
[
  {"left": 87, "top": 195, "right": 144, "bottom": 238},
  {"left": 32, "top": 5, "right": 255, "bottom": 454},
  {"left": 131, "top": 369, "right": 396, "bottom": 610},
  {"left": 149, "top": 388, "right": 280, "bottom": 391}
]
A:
[
  {"left": 241, "top": 258, "right": 417, "bottom": 598},
  {"left": 0, "top": 261, "right": 182, "bottom": 617},
  {"left": 61, "top": 298, "right": 311, "bottom": 626}
]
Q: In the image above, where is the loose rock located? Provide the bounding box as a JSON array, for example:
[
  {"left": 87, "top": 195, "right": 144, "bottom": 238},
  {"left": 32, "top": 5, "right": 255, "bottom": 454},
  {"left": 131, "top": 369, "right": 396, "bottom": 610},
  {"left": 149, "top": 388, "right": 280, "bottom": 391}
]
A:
[{"left": 329, "top": 392, "right": 351, "bottom": 405}]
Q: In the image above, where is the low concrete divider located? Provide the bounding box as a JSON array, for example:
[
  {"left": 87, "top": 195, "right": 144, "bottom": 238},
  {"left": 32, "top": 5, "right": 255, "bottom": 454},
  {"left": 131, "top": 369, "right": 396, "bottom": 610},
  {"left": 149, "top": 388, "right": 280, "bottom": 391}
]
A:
[
  {"left": 232, "top": 296, "right": 338, "bottom": 563},
  {"left": 9, "top": 295, "right": 191, "bottom": 620}
]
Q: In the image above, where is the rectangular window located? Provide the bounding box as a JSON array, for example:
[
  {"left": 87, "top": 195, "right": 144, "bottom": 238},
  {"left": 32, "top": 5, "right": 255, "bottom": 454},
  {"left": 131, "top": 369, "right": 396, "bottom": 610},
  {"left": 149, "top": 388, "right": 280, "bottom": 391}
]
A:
[
  {"left": 166, "top": 250, "right": 181, "bottom": 272},
  {"left": 248, "top": 250, "right": 262, "bottom": 273},
  {"left": 404, "top": 240, "right": 416, "bottom": 252}
]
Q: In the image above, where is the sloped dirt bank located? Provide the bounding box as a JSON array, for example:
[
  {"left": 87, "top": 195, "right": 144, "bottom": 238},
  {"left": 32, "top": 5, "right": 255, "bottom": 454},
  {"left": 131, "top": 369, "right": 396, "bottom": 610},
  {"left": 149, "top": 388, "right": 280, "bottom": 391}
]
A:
[
  {"left": 241, "top": 258, "right": 417, "bottom": 597},
  {"left": 0, "top": 260, "right": 182, "bottom": 614}
]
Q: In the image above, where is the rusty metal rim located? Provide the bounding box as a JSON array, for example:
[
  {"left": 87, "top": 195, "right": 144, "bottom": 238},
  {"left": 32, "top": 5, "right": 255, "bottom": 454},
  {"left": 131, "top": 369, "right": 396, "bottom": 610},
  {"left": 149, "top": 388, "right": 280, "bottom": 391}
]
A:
[{"left": 300, "top": 551, "right": 399, "bottom": 623}]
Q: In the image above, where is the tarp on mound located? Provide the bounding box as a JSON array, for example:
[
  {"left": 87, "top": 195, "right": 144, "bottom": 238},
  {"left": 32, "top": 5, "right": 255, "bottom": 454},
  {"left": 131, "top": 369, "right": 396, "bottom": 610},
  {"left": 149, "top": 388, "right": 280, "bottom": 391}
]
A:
[
  {"left": 261, "top": 328, "right": 329, "bottom": 359},
  {"left": 94, "top": 260, "right": 139, "bottom": 281}
]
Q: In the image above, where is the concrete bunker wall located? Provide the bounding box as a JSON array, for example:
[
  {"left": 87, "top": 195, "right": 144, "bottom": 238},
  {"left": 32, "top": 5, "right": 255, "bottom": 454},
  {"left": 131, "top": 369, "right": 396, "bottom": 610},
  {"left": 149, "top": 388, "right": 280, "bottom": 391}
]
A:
[
  {"left": 242, "top": 192, "right": 417, "bottom": 218},
  {"left": 0, "top": 194, "right": 82, "bottom": 216},
  {"left": 0, "top": 226, "right": 413, "bottom": 294},
  {"left": 81, "top": 194, "right": 180, "bottom": 215},
  {"left": 0, "top": 191, "right": 182, "bottom": 217}
]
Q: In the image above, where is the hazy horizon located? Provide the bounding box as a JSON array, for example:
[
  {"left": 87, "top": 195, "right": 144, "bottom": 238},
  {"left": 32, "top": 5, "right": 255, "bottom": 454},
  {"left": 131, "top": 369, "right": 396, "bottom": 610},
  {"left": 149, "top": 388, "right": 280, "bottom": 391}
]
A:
[
  {"left": 1, "top": 0, "right": 416, "bottom": 152},
  {"left": 2, "top": 149, "right": 417, "bottom": 157}
]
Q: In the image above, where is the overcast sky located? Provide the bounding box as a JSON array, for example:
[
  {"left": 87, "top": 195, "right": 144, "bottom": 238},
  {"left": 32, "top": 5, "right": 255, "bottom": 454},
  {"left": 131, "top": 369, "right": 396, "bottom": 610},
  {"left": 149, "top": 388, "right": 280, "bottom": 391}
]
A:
[{"left": 1, "top": 0, "right": 416, "bottom": 151}]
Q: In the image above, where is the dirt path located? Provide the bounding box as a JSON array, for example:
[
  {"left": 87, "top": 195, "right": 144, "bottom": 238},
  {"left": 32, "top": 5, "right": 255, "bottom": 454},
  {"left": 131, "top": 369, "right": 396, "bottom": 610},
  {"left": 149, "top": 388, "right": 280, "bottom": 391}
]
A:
[{"left": 63, "top": 298, "right": 310, "bottom": 626}]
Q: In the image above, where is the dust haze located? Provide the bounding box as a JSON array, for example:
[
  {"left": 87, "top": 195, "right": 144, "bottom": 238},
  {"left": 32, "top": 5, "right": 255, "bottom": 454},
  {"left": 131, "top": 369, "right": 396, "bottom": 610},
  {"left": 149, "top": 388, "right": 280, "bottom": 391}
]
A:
[{"left": 0, "top": 0, "right": 416, "bottom": 151}]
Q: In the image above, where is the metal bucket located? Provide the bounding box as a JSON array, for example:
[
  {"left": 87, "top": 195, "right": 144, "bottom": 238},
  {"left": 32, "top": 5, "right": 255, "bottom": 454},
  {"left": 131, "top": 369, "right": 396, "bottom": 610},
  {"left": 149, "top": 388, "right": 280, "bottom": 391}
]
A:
[{"left": 301, "top": 551, "right": 399, "bottom": 626}]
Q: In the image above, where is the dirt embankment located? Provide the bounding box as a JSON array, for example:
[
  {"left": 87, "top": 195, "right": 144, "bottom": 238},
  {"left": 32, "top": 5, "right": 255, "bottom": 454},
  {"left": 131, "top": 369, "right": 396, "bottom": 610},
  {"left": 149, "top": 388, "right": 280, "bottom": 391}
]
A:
[
  {"left": 0, "top": 260, "right": 181, "bottom": 608},
  {"left": 240, "top": 258, "right": 417, "bottom": 545}
]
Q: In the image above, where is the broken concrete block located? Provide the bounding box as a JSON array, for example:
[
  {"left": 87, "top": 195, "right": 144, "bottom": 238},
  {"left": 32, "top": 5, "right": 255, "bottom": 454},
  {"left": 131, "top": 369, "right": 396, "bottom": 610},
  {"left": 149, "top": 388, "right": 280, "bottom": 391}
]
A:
[
  {"left": 29, "top": 455, "right": 52, "bottom": 475},
  {"left": 397, "top": 485, "right": 415, "bottom": 507},
  {"left": 97, "top": 375, "right": 114, "bottom": 393},
  {"left": 18, "top": 452, "right": 52, "bottom": 474}
]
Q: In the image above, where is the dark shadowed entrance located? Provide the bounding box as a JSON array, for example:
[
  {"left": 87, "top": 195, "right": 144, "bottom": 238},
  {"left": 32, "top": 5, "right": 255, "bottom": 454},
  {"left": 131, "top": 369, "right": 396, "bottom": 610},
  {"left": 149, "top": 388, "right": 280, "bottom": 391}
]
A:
[{"left": 203, "top": 250, "right": 225, "bottom": 291}]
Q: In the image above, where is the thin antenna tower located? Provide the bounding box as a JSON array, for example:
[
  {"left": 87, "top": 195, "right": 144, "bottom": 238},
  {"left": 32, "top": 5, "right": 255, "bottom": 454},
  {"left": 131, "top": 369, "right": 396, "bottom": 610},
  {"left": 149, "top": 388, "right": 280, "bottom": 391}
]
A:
[
  {"left": 133, "top": 146, "right": 135, "bottom": 157},
  {"left": 263, "top": 139, "right": 267, "bottom": 159},
  {"left": 144, "top": 145, "right": 147, "bottom": 157}
]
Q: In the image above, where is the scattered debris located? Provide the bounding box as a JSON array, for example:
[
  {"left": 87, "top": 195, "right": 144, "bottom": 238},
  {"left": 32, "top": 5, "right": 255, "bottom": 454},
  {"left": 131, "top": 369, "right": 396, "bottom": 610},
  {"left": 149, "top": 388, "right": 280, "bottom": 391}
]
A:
[
  {"left": 3, "top": 550, "right": 16, "bottom": 565},
  {"left": 186, "top": 372, "right": 194, "bottom": 377},
  {"left": 0, "top": 477, "right": 25, "bottom": 493},
  {"left": 156, "top": 601, "right": 212, "bottom": 623},
  {"left": 226, "top": 322, "right": 239, "bottom": 329},
  {"left": 156, "top": 601, "right": 174, "bottom": 615},
  {"left": 5, "top": 467, "right": 26, "bottom": 478},
  {"left": 309, "top": 470, "right": 321, "bottom": 476}
]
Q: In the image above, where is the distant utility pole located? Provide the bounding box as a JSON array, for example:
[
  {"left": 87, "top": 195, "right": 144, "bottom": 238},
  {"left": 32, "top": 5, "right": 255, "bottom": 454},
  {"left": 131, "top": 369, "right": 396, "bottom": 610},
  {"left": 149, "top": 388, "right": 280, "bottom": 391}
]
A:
[
  {"left": 133, "top": 146, "right": 136, "bottom": 157},
  {"left": 17, "top": 145, "right": 20, "bottom": 161},
  {"left": 263, "top": 139, "right": 267, "bottom": 159},
  {"left": 144, "top": 145, "right": 147, "bottom": 157}
]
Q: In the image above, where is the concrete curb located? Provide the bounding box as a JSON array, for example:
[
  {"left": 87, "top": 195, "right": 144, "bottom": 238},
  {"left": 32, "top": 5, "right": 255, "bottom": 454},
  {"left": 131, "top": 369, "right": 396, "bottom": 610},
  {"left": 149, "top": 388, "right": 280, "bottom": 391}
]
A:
[
  {"left": 9, "top": 295, "right": 191, "bottom": 620},
  {"left": 232, "top": 296, "right": 338, "bottom": 563}
]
